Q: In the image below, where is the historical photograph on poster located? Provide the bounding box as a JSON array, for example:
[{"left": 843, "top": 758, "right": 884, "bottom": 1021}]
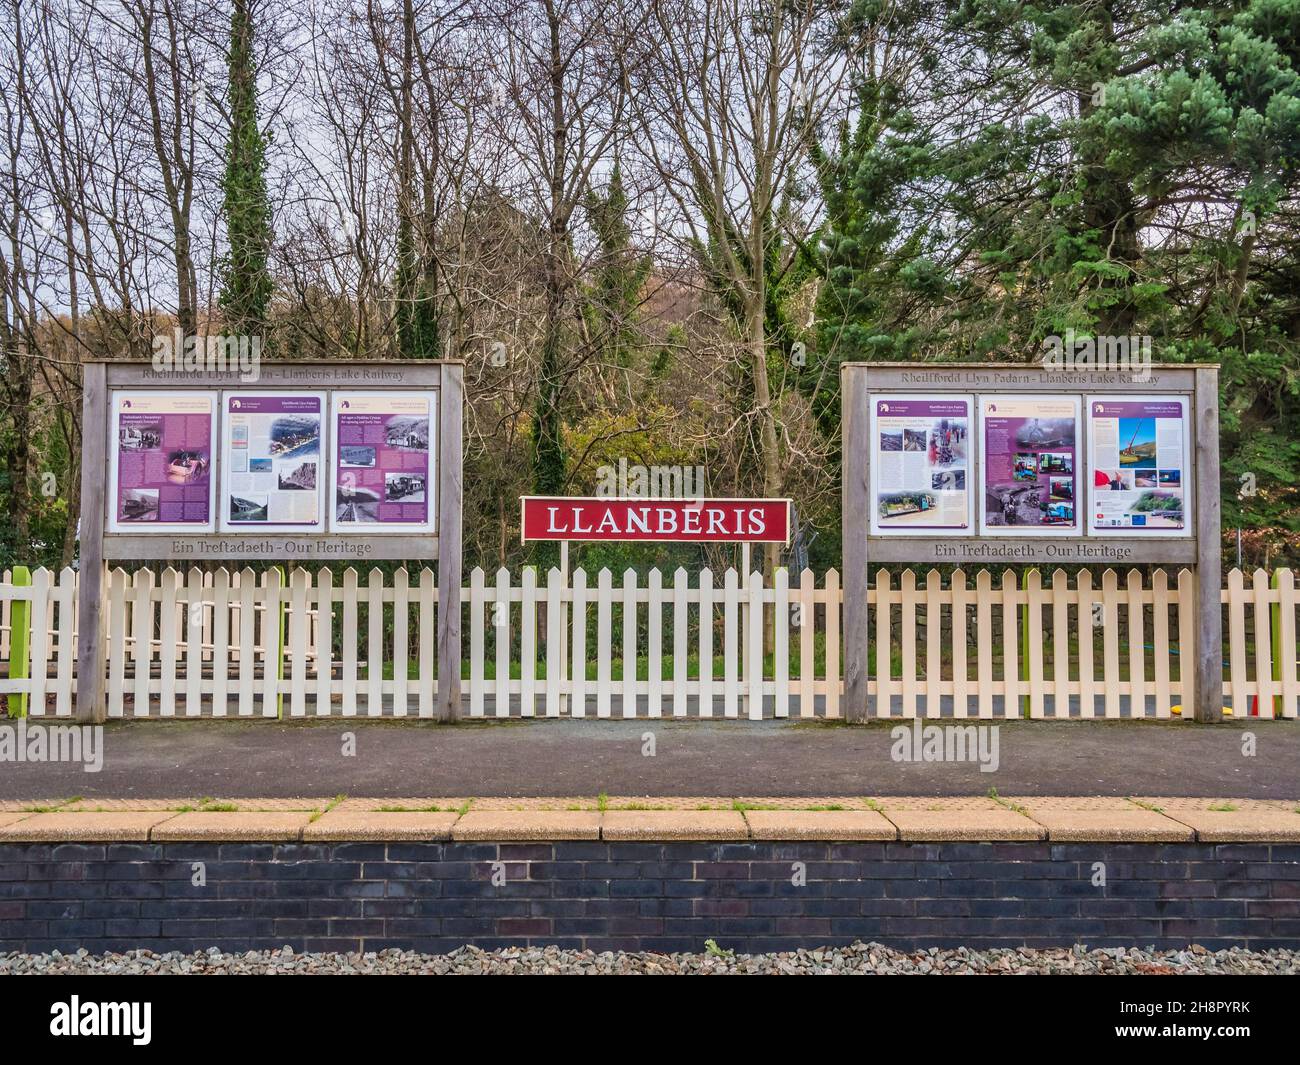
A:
[
  {"left": 1087, "top": 396, "right": 1191, "bottom": 535},
  {"left": 107, "top": 391, "right": 216, "bottom": 532},
  {"left": 868, "top": 395, "right": 973, "bottom": 536},
  {"left": 219, "top": 392, "right": 326, "bottom": 532},
  {"left": 979, "top": 395, "right": 1081, "bottom": 535},
  {"left": 329, "top": 391, "right": 438, "bottom": 532}
]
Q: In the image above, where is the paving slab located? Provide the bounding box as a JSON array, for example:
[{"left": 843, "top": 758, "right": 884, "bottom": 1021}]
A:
[
  {"left": 150, "top": 811, "right": 312, "bottom": 841},
  {"left": 744, "top": 809, "right": 896, "bottom": 840},
  {"left": 0, "top": 812, "right": 177, "bottom": 842},
  {"left": 0, "top": 812, "right": 31, "bottom": 829},
  {"left": 1022, "top": 808, "right": 1194, "bottom": 842},
  {"left": 885, "top": 808, "right": 1045, "bottom": 841},
  {"left": 303, "top": 810, "right": 458, "bottom": 841},
  {"left": 1164, "top": 808, "right": 1300, "bottom": 842},
  {"left": 451, "top": 811, "right": 601, "bottom": 840},
  {"left": 601, "top": 810, "right": 749, "bottom": 840}
]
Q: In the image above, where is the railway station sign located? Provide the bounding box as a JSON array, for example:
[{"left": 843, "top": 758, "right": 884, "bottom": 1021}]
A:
[{"left": 520, "top": 497, "right": 792, "bottom": 543}]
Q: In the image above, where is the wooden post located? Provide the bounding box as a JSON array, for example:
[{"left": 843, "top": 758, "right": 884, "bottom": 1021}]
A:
[
  {"left": 841, "top": 366, "right": 870, "bottom": 721},
  {"left": 437, "top": 362, "right": 464, "bottom": 721},
  {"left": 76, "top": 361, "right": 108, "bottom": 723},
  {"left": 1194, "top": 366, "right": 1223, "bottom": 723}
]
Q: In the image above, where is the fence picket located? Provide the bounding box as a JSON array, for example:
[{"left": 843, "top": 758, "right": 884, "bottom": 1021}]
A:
[
  {"left": 774, "top": 567, "right": 789, "bottom": 719},
  {"left": 1077, "top": 569, "right": 1095, "bottom": 718},
  {"left": 824, "top": 568, "right": 840, "bottom": 719},
  {"left": 924, "top": 569, "right": 941, "bottom": 719},
  {"left": 1227, "top": 568, "right": 1247, "bottom": 717},
  {"left": 290, "top": 568, "right": 310, "bottom": 717},
  {"left": 723, "top": 568, "right": 739, "bottom": 718},
  {"left": 973, "top": 570, "right": 992, "bottom": 719},
  {"left": 521, "top": 567, "right": 537, "bottom": 718},
  {"left": 495, "top": 567, "right": 511, "bottom": 717},
  {"left": 621, "top": 568, "right": 638, "bottom": 719},
  {"left": 107, "top": 568, "right": 128, "bottom": 718},
  {"left": 546, "top": 567, "right": 563, "bottom": 718},
  {"left": 54, "top": 568, "right": 76, "bottom": 717},
  {"left": 418, "top": 567, "right": 435, "bottom": 718},
  {"left": 134, "top": 569, "right": 156, "bottom": 717},
  {"left": 315, "top": 568, "right": 333, "bottom": 718},
  {"left": 392, "top": 568, "right": 409, "bottom": 717},
  {"left": 1101, "top": 569, "right": 1121, "bottom": 718},
  {"left": 747, "top": 569, "right": 763, "bottom": 721},
  {"left": 1001, "top": 571, "right": 1019, "bottom": 718},
  {"left": 672, "top": 567, "right": 688, "bottom": 718},
  {"left": 262, "top": 567, "right": 283, "bottom": 718},
  {"left": 1152, "top": 569, "right": 1172, "bottom": 717},
  {"left": 698, "top": 568, "right": 714, "bottom": 718},
  {"left": 340, "top": 568, "right": 358, "bottom": 717},
  {"left": 1127, "top": 570, "right": 1147, "bottom": 718},
  {"left": 27, "top": 568, "right": 51, "bottom": 716},
  {"left": 596, "top": 569, "right": 612, "bottom": 718},
  {"left": 1050, "top": 569, "right": 1069, "bottom": 718},
  {"left": 184, "top": 568, "right": 203, "bottom": 717},
  {"left": 647, "top": 568, "right": 663, "bottom": 719},
  {"left": 1276, "top": 569, "right": 1297, "bottom": 718},
  {"left": 572, "top": 568, "right": 587, "bottom": 718},
  {"left": 900, "top": 569, "right": 917, "bottom": 718},
  {"left": 798, "top": 568, "right": 815, "bottom": 718},
  {"left": 1252, "top": 568, "right": 1274, "bottom": 718},
  {"left": 875, "top": 569, "right": 893, "bottom": 717},
  {"left": 469, "top": 567, "right": 485, "bottom": 717},
  {"left": 159, "top": 568, "right": 179, "bottom": 717}
]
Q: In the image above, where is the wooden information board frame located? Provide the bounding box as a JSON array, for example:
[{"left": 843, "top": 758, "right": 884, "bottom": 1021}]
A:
[
  {"left": 841, "top": 362, "right": 1222, "bottom": 722},
  {"left": 76, "top": 359, "right": 464, "bottom": 722}
]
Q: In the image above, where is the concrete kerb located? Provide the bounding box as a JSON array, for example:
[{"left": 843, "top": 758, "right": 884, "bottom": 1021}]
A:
[{"left": 0, "top": 797, "right": 1297, "bottom": 843}]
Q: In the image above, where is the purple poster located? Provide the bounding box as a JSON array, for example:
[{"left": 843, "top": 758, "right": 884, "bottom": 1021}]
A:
[
  {"left": 220, "top": 393, "right": 325, "bottom": 531},
  {"left": 1087, "top": 396, "right": 1190, "bottom": 533},
  {"left": 331, "top": 391, "right": 437, "bottom": 531},
  {"left": 109, "top": 392, "right": 215, "bottom": 531},
  {"left": 870, "top": 395, "right": 972, "bottom": 534},
  {"left": 980, "top": 395, "right": 1080, "bottom": 534}
]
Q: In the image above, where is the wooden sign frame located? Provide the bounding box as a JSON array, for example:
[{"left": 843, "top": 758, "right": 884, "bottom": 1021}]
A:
[
  {"left": 76, "top": 359, "right": 464, "bottom": 722},
  {"left": 841, "top": 362, "right": 1222, "bottom": 723}
]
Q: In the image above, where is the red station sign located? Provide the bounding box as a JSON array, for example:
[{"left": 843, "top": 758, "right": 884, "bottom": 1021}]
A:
[{"left": 520, "top": 497, "right": 792, "bottom": 544}]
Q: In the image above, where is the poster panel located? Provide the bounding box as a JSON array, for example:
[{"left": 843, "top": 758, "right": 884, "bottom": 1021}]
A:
[
  {"left": 218, "top": 392, "right": 326, "bottom": 532},
  {"left": 107, "top": 390, "right": 216, "bottom": 533},
  {"left": 979, "top": 394, "right": 1081, "bottom": 535},
  {"left": 1087, "top": 395, "right": 1192, "bottom": 535},
  {"left": 329, "top": 390, "right": 438, "bottom": 533},
  {"left": 868, "top": 394, "right": 973, "bottom": 535}
]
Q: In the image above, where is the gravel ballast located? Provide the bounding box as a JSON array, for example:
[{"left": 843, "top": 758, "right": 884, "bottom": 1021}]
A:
[{"left": 3, "top": 942, "right": 1297, "bottom": 975}]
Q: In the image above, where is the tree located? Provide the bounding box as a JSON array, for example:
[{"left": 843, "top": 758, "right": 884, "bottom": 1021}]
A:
[{"left": 219, "top": 0, "right": 273, "bottom": 334}]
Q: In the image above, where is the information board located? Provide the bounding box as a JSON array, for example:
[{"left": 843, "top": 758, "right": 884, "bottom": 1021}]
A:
[
  {"left": 329, "top": 391, "right": 437, "bottom": 533},
  {"left": 108, "top": 390, "right": 216, "bottom": 533},
  {"left": 979, "top": 394, "right": 1081, "bottom": 535},
  {"left": 219, "top": 392, "right": 326, "bottom": 532},
  {"left": 1087, "top": 396, "right": 1191, "bottom": 536},
  {"left": 868, "top": 395, "right": 972, "bottom": 535}
]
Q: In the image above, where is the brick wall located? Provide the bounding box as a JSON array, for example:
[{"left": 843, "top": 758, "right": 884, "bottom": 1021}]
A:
[{"left": 2, "top": 841, "right": 1297, "bottom": 954}]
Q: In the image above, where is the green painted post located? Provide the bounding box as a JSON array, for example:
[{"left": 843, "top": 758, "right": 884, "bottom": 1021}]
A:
[
  {"left": 1271, "top": 570, "right": 1283, "bottom": 718},
  {"left": 7, "top": 566, "right": 31, "bottom": 718}
]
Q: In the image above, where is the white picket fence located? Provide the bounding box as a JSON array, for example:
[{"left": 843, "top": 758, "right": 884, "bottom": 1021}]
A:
[{"left": 0, "top": 565, "right": 1297, "bottom": 719}]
